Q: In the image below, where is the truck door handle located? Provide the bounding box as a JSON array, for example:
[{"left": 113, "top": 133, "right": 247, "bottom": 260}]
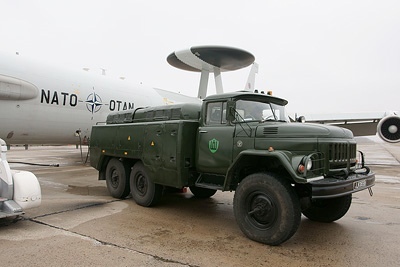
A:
[{"left": 199, "top": 130, "right": 208, "bottom": 133}]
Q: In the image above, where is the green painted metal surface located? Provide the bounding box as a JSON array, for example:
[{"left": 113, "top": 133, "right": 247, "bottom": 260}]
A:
[{"left": 90, "top": 91, "right": 364, "bottom": 192}]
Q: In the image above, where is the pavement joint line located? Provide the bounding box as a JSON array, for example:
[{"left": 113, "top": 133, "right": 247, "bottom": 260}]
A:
[
  {"left": 29, "top": 199, "right": 122, "bottom": 219},
  {"left": 368, "top": 163, "right": 400, "bottom": 167},
  {"left": 23, "top": 201, "right": 197, "bottom": 267}
]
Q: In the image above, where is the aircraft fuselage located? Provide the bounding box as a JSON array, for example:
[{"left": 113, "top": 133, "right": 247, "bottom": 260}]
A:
[{"left": 0, "top": 52, "right": 165, "bottom": 145}]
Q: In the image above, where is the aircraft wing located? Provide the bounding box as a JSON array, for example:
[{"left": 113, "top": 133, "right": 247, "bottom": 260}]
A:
[{"left": 301, "top": 112, "right": 400, "bottom": 143}]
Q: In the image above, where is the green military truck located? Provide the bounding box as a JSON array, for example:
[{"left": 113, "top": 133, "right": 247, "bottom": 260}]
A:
[{"left": 89, "top": 91, "right": 375, "bottom": 245}]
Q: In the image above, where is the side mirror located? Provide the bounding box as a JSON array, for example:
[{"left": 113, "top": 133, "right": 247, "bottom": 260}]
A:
[{"left": 297, "top": 116, "right": 306, "bottom": 123}]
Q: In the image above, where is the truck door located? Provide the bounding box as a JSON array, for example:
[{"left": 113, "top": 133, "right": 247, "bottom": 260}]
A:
[{"left": 197, "top": 101, "right": 234, "bottom": 174}]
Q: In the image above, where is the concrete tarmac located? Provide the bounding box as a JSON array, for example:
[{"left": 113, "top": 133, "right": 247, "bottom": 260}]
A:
[{"left": 1, "top": 137, "right": 399, "bottom": 267}]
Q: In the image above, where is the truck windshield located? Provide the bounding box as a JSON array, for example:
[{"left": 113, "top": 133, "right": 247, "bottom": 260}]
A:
[{"left": 235, "top": 99, "right": 288, "bottom": 122}]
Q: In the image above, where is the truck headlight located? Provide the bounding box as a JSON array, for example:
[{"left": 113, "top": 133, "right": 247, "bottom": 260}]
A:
[
  {"left": 306, "top": 158, "right": 313, "bottom": 170},
  {"left": 298, "top": 157, "right": 312, "bottom": 174}
]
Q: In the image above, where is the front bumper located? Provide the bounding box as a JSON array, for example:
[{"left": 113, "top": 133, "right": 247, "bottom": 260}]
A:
[{"left": 310, "top": 171, "right": 375, "bottom": 199}]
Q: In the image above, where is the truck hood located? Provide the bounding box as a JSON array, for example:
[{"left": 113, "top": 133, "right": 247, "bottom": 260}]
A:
[{"left": 255, "top": 122, "right": 354, "bottom": 139}]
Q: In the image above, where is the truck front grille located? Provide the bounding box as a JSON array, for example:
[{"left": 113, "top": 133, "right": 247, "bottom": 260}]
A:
[{"left": 328, "top": 143, "right": 357, "bottom": 168}]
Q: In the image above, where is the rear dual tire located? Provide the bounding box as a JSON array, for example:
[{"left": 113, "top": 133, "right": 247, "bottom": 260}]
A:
[
  {"left": 130, "top": 162, "right": 162, "bottom": 207},
  {"left": 105, "top": 158, "right": 130, "bottom": 199}
]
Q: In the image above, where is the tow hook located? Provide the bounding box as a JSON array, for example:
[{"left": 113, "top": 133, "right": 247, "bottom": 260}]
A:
[{"left": 368, "top": 187, "right": 373, "bottom": 197}]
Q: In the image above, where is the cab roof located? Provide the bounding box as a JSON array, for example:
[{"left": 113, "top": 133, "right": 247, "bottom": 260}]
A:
[{"left": 203, "top": 91, "right": 288, "bottom": 106}]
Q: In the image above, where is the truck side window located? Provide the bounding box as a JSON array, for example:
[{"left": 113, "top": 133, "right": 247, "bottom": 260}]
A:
[{"left": 206, "top": 102, "right": 227, "bottom": 125}]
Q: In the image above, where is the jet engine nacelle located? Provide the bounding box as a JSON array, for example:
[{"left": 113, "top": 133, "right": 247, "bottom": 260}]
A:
[{"left": 377, "top": 115, "right": 400, "bottom": 143}]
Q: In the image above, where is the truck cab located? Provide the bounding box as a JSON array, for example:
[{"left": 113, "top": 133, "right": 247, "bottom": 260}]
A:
[
  {"left": 196, "top": 92, "right": 289, "bottom": 183},
  {"left": 196, "top": 92, "right": 371, "bottom": 192}
]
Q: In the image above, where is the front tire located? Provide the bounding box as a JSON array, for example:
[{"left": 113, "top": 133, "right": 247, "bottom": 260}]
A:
[
  {"left": 105, "top": 158, "right": 130, "bottom": 199},
  {"left": 233, "top": 173, "right": 301, "bottom": 246},
  {"left": 302, "top": 194, "right": 352, "bottom": 223},
  {"left": 130, "top": 162, "right": 162, "bottom": 207}
]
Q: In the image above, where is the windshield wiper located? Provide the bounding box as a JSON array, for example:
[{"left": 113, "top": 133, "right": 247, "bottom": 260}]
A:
[{"left": 260, "top": 119, "right": 286, "bottom": 123}]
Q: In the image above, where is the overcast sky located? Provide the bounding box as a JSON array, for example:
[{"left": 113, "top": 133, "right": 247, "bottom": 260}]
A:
[{"left": 1, "top": 0, "right": 399, "bottom": 114}]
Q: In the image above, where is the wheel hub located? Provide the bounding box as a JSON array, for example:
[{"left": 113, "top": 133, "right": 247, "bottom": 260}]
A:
[
  {"left": 136, "top": 174, "right": 148, "bottom": 196},
  {"left": 247, "top": 193, "right": 277, "bottom": 229},
  {"left": 110, "top": 169, "right": 119, "bottom": 189}
]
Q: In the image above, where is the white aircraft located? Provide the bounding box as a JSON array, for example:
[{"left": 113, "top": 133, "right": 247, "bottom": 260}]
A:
[{"left": 3, "top": 44, "right": 397, "bottom": 147}]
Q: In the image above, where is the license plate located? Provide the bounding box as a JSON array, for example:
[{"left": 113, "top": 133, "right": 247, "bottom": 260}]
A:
[{"left": 353, "top": 179, "right": 367, "bottom": 190}]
